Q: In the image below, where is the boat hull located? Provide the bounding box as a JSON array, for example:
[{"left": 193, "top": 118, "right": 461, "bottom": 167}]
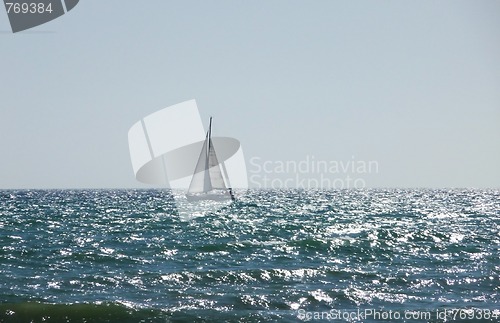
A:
[{"left": 186, "top": 190, "right": 235, "bottom": 202}]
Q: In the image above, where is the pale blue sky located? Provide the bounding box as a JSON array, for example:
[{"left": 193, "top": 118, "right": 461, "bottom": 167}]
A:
[{"left": 0, "top": 1, "right": 499, "bottom": 188}]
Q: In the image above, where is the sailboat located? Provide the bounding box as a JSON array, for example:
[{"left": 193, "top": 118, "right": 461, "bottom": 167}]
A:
[{"left": 186, "top": 117, "right": 235, "bottom": 202}]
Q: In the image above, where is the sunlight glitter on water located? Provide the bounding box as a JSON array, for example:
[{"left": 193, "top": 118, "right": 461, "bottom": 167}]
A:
[{"left": 0, "top": 189, "right": 498, "bottom": 322}]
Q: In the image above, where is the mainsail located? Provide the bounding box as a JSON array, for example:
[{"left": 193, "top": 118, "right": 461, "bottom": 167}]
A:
[{"left": 187, "top": 118, "right": 234, "bottom": 201}]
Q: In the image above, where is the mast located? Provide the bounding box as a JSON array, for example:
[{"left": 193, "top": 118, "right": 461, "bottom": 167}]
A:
[
  {"left": 203, "top": 118, "right": 212, "bottom": 192},
  {"left": 208, "top": 117, "right": 212, "bottom": 151},
  {"left": 206, "top": 116, "right": 212, "bottom": 172}
]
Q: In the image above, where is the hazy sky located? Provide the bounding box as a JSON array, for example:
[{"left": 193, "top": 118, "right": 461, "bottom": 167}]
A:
[{"left": 1, "top": 1, "right": 499, "bottom": 189}]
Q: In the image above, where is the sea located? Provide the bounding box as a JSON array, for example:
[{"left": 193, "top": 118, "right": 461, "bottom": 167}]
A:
[{"left": 0, "top": 189, "right": 499, "bottom": 322}]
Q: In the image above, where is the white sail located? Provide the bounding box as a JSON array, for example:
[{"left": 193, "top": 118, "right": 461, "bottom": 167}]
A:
[
  {"left": 186, "top": 117, "right": 232, "bottom": 201},
  {"left": 208, "top": 139, "right": 227, "bottom": 190},
  {"left": 187, "top": 134, "right": 211, "bottom": 193}
]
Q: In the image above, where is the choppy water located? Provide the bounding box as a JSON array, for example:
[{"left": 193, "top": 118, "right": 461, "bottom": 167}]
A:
[{"left": 0, "top": 189, "right": 499, "bottom": 322}]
